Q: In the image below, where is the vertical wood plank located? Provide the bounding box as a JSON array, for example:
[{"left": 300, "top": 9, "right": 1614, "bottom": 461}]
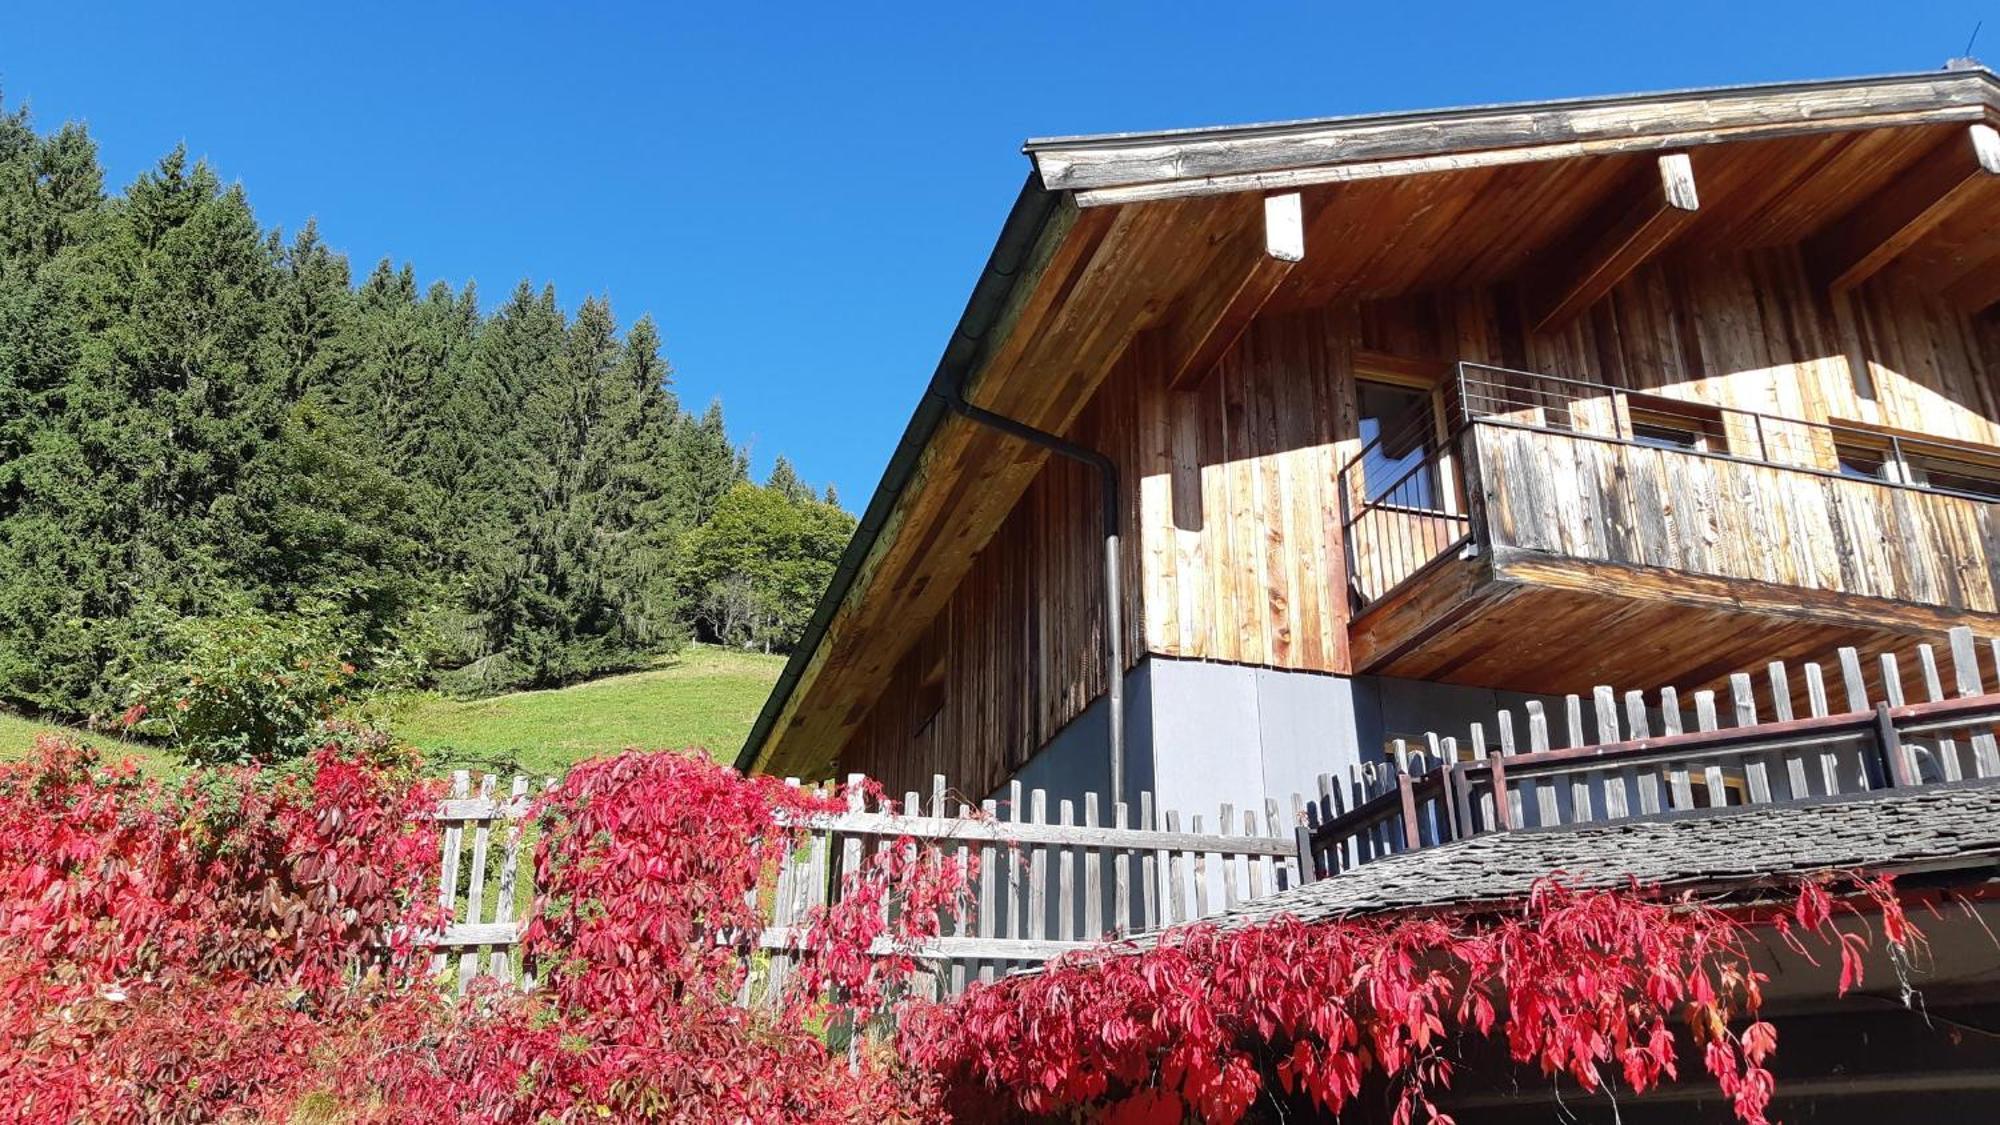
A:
[
  {"left": 1694, "top": 691, "right": 1727, "bottom": 805},
  {"left": 489, "top": 775, "right": 530, "bottom": 984},
  {"left": 1140, "top": 792, "right": 1160, "bottom": 931},
  {"left": 1660, "top": 687, "right": 1693, "bottom": 809},
  {"left": 1083, "top": 793, "right": 1103, "bottom": 940},
  {"left": 1005, "top": 780, "right": 1024, "bottom": 941},
  {"left": 1163, "top": 808, "right": 1187, "bottom": 926},
  {"left": 1731, "top": 673, "right": 1772, "bottom": 804},
  {"left": 1113, "top": 800, "right": 1132, "bottom": 934},
  {"left": 1219, "top": 802, "right": 1240, "bottom": 909},
  {"left": 1768, "top": 661, "right": 1810, "bottom": 799},
  {"left": 433, "top": 770, "right": 469, "bottom": 974},
  {"left": 1948, "top": 626, "right": 2000, "bottom": 777},
  {"left": 1028, "top": 789, "right": 1048, "bottom": 942},
  {"left": 1056, "top": 799, "right": 1075, "bottom": 943},
  {"left": 457, "top": 774, "right": 497, "bottom": 993},
  {"left": 978, "top": 797, "right": 998, "bottom": 985},
  {"left": 1495, "top": 710, "right": 1528, "bottom": 827},
  {"left": 1190, "top": 813, "right": 1211, "bottom": 919}
]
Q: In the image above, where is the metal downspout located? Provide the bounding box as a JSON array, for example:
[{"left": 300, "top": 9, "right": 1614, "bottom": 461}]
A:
[{"left": 936, "top": 383, "right": 1125, "bottom": 801}]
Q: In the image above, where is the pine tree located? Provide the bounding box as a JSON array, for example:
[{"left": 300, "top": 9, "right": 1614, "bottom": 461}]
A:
[
  {"left": 0, "top": 105, "right": 852, "bottom": 719},
  {"left": 767, "top": 456, "right": 813, "bottom": 504}
]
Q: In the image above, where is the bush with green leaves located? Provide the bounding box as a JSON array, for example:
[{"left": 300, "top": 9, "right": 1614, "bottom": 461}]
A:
[{"left": 127, "top": 607, "right": 401, "bottom": 764}]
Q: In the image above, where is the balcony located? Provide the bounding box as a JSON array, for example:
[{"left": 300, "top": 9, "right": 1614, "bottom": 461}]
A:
[{"left": 1343, "top": 364, "right": 2000, "bottom": 697}]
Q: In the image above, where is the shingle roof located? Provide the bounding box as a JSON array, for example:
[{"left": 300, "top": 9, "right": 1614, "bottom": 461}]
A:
[{"left": 1206, "top": 782, "right": 2000, "bottom": 931}]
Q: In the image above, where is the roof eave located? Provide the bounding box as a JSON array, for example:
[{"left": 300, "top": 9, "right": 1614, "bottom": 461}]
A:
[{"left": 734, "top": 172, "right": 1063, "bottom": 775}]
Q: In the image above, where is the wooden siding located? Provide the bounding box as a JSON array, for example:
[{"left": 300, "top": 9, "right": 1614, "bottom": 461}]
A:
[
  {"left": 1480, "top": 425, "right": 2000, "bottom": 612},
  {"left": 1382, "top": 246, "right": 2000, "bottom": 448},
  {"left": 833, "top": 240, "right": 2000, "bottom": 792},
  {"left": 837, "top": 358, "right": 1150, "bottom": 800},
  {"left": 1137, "top": 312, "right": 1357, "bottom": 671}
]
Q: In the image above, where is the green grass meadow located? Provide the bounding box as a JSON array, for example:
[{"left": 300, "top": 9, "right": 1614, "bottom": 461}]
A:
[
  {"left": 389, "top": 644, "right": 785, "bottom": 779},
  {"left": 0, "top": 644, "right": 785, "bottom": 782}
]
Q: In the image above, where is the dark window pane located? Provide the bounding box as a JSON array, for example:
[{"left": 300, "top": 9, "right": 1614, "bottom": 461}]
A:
[
  {"left": 1631, "top": 422, "right": 1699, "bottom": 451},
  {"left": 1835, "top": 445, "right": 1889, "bottom": 482},
  {"left": 1357, "top": 381, "right": 1438, "bottom": 507},
  {"left": 1917, "top": 458, "right": 2000, "bottom": 501}
]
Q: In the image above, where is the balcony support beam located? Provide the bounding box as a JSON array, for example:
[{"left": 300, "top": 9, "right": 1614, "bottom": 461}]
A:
[
  {"left": 1163, "top": 192, "right": 1305, "bottom": 391},
  {"left": 1809, "top": 123, "right": 2000, "bottom": 293},
  {"left": 1529, "top": 153, "right": 1700, "bottom": 334}
]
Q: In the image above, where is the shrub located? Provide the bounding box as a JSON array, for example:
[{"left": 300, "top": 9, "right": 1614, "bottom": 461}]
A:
[
  {"left": 124, "top": 603, "right": 402, "bottom": 764},
  {"left": 900, "top": 876, "right": 1920, "bottom": 1125},
  {"left": 0, "top": 735, "right": 443, "bottom": 1122}
]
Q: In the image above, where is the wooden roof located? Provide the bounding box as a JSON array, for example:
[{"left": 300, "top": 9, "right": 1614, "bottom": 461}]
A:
[{"left": 740, "top": 69, "right": 2000, "bottom": 780}]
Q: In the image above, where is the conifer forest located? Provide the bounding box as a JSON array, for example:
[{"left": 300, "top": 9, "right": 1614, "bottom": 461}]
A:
[{"left": 0, "top": 102, "right": 853, "bottom": 723}]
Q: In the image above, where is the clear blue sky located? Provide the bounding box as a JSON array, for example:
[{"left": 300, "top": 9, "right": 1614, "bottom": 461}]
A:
[{"left": 2, "top": 2, "right": 1988, "bottom": 500}]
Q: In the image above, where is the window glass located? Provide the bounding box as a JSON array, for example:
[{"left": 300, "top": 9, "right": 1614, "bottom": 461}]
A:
[
  {"left": 1835, "top": 444, "right": 1890, "bottom": 482},
  {"left": 1915, "top": 457, "right": 2000, "bottom": 501},
  {"left": 1630, "top": 421, "right": 1700, "bottom": 451},
  {"left": 1357, "top": 380, "right": 1438, "bottom": 507}
]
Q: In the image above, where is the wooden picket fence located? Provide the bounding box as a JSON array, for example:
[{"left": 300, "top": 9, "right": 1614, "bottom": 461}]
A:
[
  {"left": 756, "top": 775, "right": 1309, "bottom": 1001},
  {"left": 424, "top": 626, "right": 2000, "bottom": 995},
  {"left": 426, "top": 771, "right": 550, "bottom": 990},
  {"left": 1299, "top": 625, "right": 2000, "bottom": 878},
  {"left": 422, "top": 769, "right": 1311, "bottom": 997}
]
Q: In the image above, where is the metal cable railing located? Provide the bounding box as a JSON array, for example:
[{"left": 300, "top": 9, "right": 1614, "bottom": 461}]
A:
[{"left": 1340, "top": 361, "right": 2000, "bottom": 611}]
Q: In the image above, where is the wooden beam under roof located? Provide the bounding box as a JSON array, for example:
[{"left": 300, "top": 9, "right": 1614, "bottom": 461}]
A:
[
  {"left": 1808, "top": 123, "right": 2000, "bottom": 292},
  {"left": 1946, "top": 258, "right": 2000, "bottom": 314},
  {"left": 1529, "top": 153, "right": 1700, "bottom": 333},
  {"left": 1162, "top": 192, "right": 1306, "bottom": 390}
]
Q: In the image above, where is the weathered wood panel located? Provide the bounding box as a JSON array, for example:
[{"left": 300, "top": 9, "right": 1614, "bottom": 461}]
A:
[
  {"left": 1139, "top": 311, "right": 1357, "bottom": 672},
  {"left": 834, "top": 229, "right": 2000, "bottom": 794},
  {"left": 1479, "top": 425, "right": 2000, "bottom": 613}
]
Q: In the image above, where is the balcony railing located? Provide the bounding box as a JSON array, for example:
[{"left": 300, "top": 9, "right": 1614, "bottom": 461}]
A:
[
  {"left": 1340, "top": 361, "right": 2000, "bottom": 610},
  {"left": 1297, "top": 627, "right": 2000, "bottom": 879}
]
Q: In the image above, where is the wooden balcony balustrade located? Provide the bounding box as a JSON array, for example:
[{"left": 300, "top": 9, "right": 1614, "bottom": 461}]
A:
[
  {"left": 1298, "top": 627, "right": 2000, "bottom": 880},
  {"left": 1341, "top": 362, "right": 2000, "bottom": 695}
]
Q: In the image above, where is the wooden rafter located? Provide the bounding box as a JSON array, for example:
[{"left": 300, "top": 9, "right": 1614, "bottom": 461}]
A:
[
  {"left": 1809, "top": 123, "right": 2000, "bottom": 292},
  {"left": 1162, "top": 192, "right": 1307, "bottom": 390},
  {"left": 1529, "top": 153, "right": 1700, "bottom": 333}
]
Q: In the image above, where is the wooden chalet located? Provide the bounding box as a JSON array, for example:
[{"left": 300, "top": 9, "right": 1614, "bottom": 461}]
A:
[{"left": 737, "top": 67, "right": 2000, "bottom": 833}]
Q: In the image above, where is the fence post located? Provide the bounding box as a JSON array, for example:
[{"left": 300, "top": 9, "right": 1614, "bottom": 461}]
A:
[
  {"left": 1875, "top": 702, "right": 1912, "bottom": 788},
  {"left": 1294, "top": 822, "right": 1321, "bottom": 883},
  {"left": 1398, "top": 768, "right": 1422, "bottom": 851},
  {"left": 1485, "top": 748, "right": 1513, "bottom": 831}
]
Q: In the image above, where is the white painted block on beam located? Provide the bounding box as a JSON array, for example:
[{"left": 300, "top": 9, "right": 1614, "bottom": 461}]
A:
[{"left": 1264, "top": 192, "right": 1304, "bottom": 262}]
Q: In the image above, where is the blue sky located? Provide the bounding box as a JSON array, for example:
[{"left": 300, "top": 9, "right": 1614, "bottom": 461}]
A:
[{"left": 2, "top": 2, "right": 1988, "bottom": 499}]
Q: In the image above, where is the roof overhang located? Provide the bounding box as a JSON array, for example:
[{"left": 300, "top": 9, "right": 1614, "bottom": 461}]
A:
[
  {"left": 738, "top": 69, "right": 2000, "bottom": 780},
  {"left": 1028, "top": 69, "right": 2000, "bottom": 205}
]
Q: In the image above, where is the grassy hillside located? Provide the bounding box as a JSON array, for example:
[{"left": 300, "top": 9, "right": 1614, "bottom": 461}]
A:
[
  {"left": 0, "top": 712, "right": 175, "bottom": 773},
  {"left": 391, "top": 644, "right": 785, "bottom": 779},
  {"left": 2, "top": 645, "right": 785, "bottom": 781}
]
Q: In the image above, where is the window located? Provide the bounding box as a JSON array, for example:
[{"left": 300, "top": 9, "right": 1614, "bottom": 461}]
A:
[
  {"left": 1835, "top": 442, "right": 1893, "bottom": 482},
  {"left": 1910, "top": 455, "right": 2000, "bottom": 502},
  {"left": 1830, "top": 420, "right": 2000, "bottom": 501},
  {"left": 1357, "top": 379, "right": 1440, "bottom": 507},
  {"left": 1625, "top": 395, "right": 1721, "bottom": 453},
  {"left": 1631, "top": 421, "right": 1702, "bottom": 451}
]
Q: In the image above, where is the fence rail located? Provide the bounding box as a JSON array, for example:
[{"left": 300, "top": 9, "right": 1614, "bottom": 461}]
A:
[
  {"left": 427, "top": 632, "right": 2000, "bottom": 993},
  {"left": 1299, "top": 626, "right": 2000, "bottom": 879},
  {"left": 426, "top": 771, "right": 1312, "bottom": 998}
]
